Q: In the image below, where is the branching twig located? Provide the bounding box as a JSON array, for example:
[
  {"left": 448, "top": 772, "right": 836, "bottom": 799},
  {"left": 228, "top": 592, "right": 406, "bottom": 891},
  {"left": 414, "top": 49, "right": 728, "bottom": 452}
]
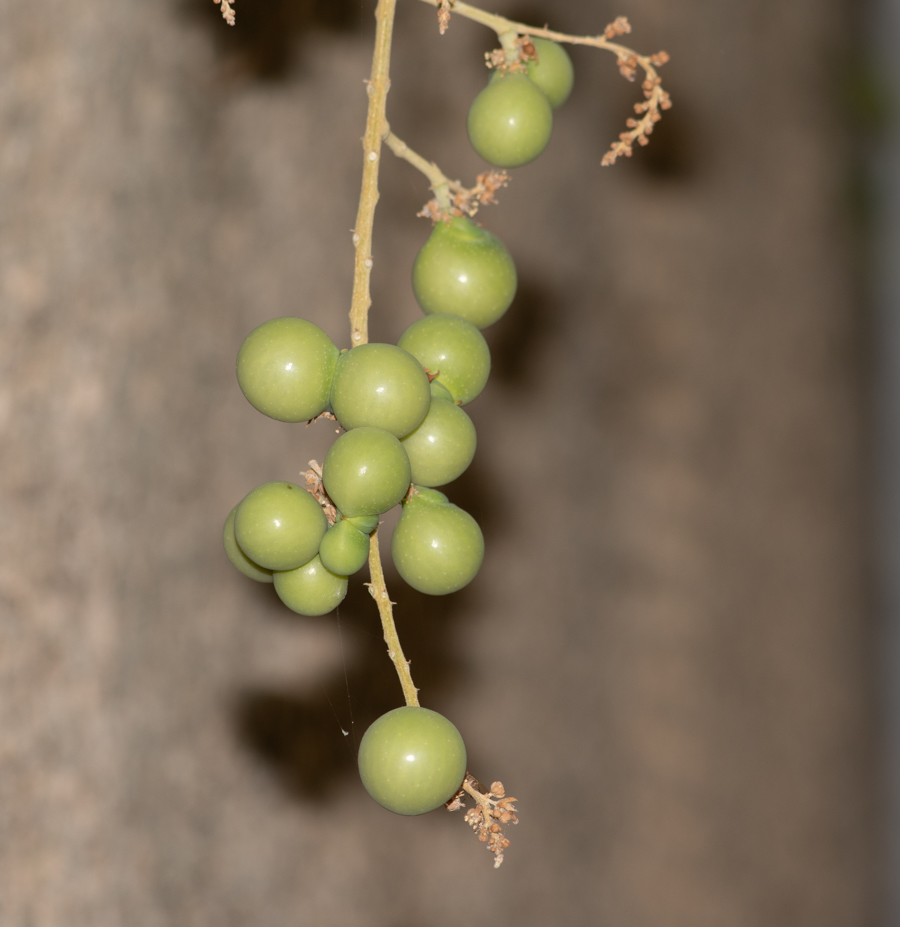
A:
[
  {"left": 385, "top": 130, "right": 508, "bottom": 220},
  {"left": 414, "top": 0, "right": 671, "bottom": 165},
  {"left": 384, "top": 129, "right": 452, "bottom": 210}
]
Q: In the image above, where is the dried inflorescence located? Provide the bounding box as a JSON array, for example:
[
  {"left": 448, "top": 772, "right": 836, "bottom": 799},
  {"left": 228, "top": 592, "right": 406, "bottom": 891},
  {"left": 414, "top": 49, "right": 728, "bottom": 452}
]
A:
[
  {"left": 604, "top": 15, "right": 631, "bottom": 39},
  {"left": 446, "top": 774, "right": 519, "bottom": 868},
  {"left": 302, "top": 459, "right": 338, "bottom": 525},
  {"left": 437, "top": 0, "right": 452, "bottom": 34},
  {"left": 418, "top": 170, "right": 510, "bottom": 223},
  {"left": 601, "top": 50, "right": 671, "bottom": 166},
  {"left": 215, "top": 0, "right": 235, "bottom": 26},
  {"left": 484, "top": 35, "right": 536, "bottom": 75}
]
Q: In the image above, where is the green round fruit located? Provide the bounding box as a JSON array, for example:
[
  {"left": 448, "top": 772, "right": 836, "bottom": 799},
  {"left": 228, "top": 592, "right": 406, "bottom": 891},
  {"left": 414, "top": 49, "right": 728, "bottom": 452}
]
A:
[
  {"left": 398, "top": 315, "right": 491, "bottom": 405},
  {"left": 391, "top": 491, "right": 484, "bottom": 595},
  {"left": 322, "top": 426, "right": 411, "bottom": 517},
  {"left": 234, "top": 481, "right": 327, "bottom": 572},
  {"left": 430, "top": 380, "right": 454, "bottom": 402},
  {"left": 358, "top": 706, "right": 467, "bottom": 815},
  {"left": 412, "top": 217, "right": 517, "bottom": 330},
  {"left": 345, "top": 513, "right": 379, "bottom": 534},
  {"left": 319, "top": 519, "right": 370, "bottom": 575},
  {"left": 330, "top": 343, "right": 430, "bottom": 438},
  {"left": 236, "top": 317, "right": 339, "bottom": 423},
  {"left": 467, "top": 72, "right": 553, "bottom": 168},
  {"left": 401, "top": 398, "right": 476, "bottom": 488},
  {"left": 274, "top": 555, "right": 348, "bottom": 616},
  {"left": 223, "top": 506, "right": 273, "bottom": 583},
  {"left": 525, "top": 37, "right": 574, "bottom": 109}
]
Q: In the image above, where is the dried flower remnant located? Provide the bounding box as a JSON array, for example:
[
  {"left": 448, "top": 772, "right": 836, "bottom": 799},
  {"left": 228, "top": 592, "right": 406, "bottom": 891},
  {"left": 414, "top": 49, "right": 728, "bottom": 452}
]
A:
[
  {"left": 438, "top": 0, "right": 452, "bottom": 34},
  {"left": 216, "top": 0, "right": 235, "bottom": 26},
  {"left": 418, "top": 170, "right": 510, "bottom": 223},
  {"left": 447, "top": 774, "right": 519, "bottom": 868},
  {"left": 302, "top": 460, "right": 338, "bottom": 525},
  {"left": 604, "top": 15, "right": 631, "bottom": 39}
]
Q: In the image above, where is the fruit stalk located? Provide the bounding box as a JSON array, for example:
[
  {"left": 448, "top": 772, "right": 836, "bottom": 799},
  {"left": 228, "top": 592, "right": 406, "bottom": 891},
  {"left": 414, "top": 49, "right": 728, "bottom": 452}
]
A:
[
  {"left": 350, "top": 0, "right": 420, "bottom": 707},
  {"left": 383, "top": 130, "right": 451, "bottom": 210},
  {"left": 349, "top": 0, "right": 398, "bottom": 348},
  {"left": 367, "top": 527, "right": 420, "bottom": 707}
]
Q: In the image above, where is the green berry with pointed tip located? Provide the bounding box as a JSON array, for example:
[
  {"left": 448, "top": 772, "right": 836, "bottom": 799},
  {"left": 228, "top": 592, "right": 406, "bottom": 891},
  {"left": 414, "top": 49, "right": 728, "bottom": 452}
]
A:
[
  {"left": 223, "top": 506, "right": 273, "bottom": 583},
  {"left": 398, "top": 315, "right": 491, "bottom": 405},
  {"left": 234, "top": 481, "right": 327, "bottom": 572},
  {"left": 391, "top": 490, "right": 484, "bottom": 595},
  {"left": 412, "top": 217, "right": 516, "bottom": 330},
  {"left": 274, "top": 555, "right": 348, "bottom": 616},
  {"left": 525, "top": 38, "right": 574, "bottom": 109},
  {"left": 330, "top": 343, "right": 430, "bottom": 438},
  {"left": 467, "top": 72, "right": 553, "bottom": 168},
  {"left": 319, "top": 519, "right": 370, "bottom": 575},
  {"left": 323, "top": 426, "right": 411, "bottom": 518},
  {"left": 358, "top": 706, "right": 467, "bottom": 815},
  {"left": 237, "top": 317, "right": 339, "bottom": 423},
  {"left": 401, "top": 397, "right": 476, "bottom": 488}
]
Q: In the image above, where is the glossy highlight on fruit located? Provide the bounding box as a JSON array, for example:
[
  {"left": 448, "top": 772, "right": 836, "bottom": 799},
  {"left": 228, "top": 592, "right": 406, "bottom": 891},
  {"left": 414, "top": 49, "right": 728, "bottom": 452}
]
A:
[
  {"left": 330, "top": 343, "right": 430, "bottom": 438},
  {"left": 358, "top": 706, "right": 467, "bottom": 815},
  {"left": 234, "top": 481, "right": 327, "bottom": 572},
  {"left": 391, "top": 490, "right": 484, "bottom": 595},
  {"left": 319, "top": 518, "right": 370, "bottom": 575},
  {"left": 525, "top": 37, "right": 575, "bottom": 109},
  {"left": 401, "top": 397, "right": 476, "bottom": 488},
  {"left": 237, "top": 317, "right": 339, "bottom": 423},
  {"left": 223, "top": 506, "right": 273, "bottom": 583},
  {"left": 467, "top": 72, "right": 553, "bottom": 168},
  {"left": 398, "top": 315, "right": 491, "bottom": 405},
  {"left": 274, "top": 554, "right": 348, "bottom": 616},
  {"left": 322, "top": 426, "right": 411, "bottom": 517},
  {"left": 412, "top": 217, "right": 517, "bottom": 330}
]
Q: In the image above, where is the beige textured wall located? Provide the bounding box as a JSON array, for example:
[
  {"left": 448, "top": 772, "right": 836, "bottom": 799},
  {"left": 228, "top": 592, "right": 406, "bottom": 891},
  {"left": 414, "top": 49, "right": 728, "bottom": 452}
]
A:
[{"left": 0, "top": 0, "right": 877, "bottom": 924}]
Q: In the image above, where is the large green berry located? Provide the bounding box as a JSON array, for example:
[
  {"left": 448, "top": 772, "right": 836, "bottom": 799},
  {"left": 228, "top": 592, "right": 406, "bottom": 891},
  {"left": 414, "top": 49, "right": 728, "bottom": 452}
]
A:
[
  {"left": 467, "top": 72, "right": 553, "bottom": 168},
  {"left": 234, "top": 481, "right": 327, "bottom": 572},
  {"left": 398, "top": 315, "right": 491, "bottom": 405},
  {"left": 330, "top": 343, "right": 430, "bottom": 438},
  {"left": 319, "top": 518, "right": 370, "bottom": 575},
  {"left": 391, "top": 491, "right": 484, "bottom": 595},
  {"left": 525, "top": 37, "right": 575, "bottom": 109},
  {"left": 274, "top": 555, "right": 348, "bottom": 616},
  {"left": 401, "top": 398, "right": 476, "bottom": 488},
  {"left": 412, "top": 217, "right": 517, "bottom": 330},
  {"left": 358, "top": 707, "right": 467, "bottom": 815},
  {"left": 322, "top": 426, "right": 411, "bottom": 518},
  {"left": 223, "top": 506, "right": 273, "bottom": 583},
  {"left": 236, "top": 317, "right": 339, "bottom": 423}
]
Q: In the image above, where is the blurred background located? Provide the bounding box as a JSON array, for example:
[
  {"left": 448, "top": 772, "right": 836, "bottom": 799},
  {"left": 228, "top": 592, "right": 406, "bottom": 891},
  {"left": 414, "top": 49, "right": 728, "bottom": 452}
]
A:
[{"left": 0, "top": 0, "right": 891, "bottom": 923}]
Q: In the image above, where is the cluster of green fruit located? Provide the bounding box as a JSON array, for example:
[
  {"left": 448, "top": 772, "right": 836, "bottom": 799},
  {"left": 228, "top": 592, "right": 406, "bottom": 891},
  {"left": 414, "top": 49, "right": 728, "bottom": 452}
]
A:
[
  {"left": 468, "top": 37, "right": 574, "bottom": 168},
  {"left": 223, "top": 204, "right": 518, "bottom": 636},
  {"left": 219, "top": 40, "right": 574, "bottom": 820}
]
